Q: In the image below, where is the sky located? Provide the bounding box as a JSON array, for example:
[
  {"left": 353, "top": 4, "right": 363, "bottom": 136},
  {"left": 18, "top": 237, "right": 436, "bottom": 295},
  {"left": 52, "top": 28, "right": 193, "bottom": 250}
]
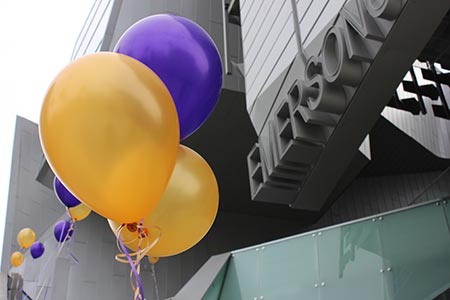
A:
[{"left": 0, "top": 0, "right": 95, "bottom": 263}]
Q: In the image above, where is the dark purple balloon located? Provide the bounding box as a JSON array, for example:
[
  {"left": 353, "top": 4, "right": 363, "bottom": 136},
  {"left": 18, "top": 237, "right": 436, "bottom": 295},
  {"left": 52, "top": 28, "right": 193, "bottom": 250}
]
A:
[
  {"left": 115, "top": 14, "right": 223, "bottom": 140},
  {"left": 53, "top": 221, "right": 73, "bottom": 243},
  {"left": 30, "top": 242, "right": 45, "bottom": 259},
  {"left": 54, "top": 177, "right": 81, "bottom": 208}
]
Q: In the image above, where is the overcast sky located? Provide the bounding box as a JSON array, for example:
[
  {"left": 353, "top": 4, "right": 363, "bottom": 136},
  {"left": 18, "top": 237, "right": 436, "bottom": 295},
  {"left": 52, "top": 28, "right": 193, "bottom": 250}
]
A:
[{"left": 0, "top": 0, "right": 95, "bottom": 263}]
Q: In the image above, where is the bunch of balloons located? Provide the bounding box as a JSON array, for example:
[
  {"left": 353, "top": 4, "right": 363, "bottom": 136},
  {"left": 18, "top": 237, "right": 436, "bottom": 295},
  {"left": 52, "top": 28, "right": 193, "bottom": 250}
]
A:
[
  {"left": 52, "top": 176, "right": 92, "bottom": 245},
  {"left": 10, "top": 228, "right": 45, "bottom": 268},
  {"left": 54, "top": 177, "right": 91, "bottom": 223},
  {"left": 39, "top": 14, "right": 222, "bottom": 298}
]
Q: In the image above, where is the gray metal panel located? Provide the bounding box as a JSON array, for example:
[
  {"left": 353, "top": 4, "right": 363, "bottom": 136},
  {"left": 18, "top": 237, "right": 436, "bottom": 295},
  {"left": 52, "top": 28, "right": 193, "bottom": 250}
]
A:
[
  {"left": 245, "top": 0, "right": 291, "bottom": 77},
  {"left": 242, "top": 0, "right": 265, "bottom": 42},
  {"left": 167, "top": 0, "right": 182, "bottom": 14},
  {"left": 241, "top": 0, "right": 348, "bottom": 111},
  {"left": 303, "top": 0, "right": 346, "bottom": 45},
  {"left": 172, "top": 253, "right": 230, "bottom": 300},
  {"left": 243, "top": 0, "right": 275, "bottom": 52},
  {"left": 241, "top": 0, "right": 256, "bottom": 27},
  {"left": 0, "top": 273, "right": 6, "bottom": 300},
  {"left": 258, "top": 35, "right": 297, "bottom": 103},
  {"left": 299, "top": 0, "right": 328, "bottom": 42},
  {"left": 381, "top": 62, "right": 450, "bottom": 159},
  {"left": 293, "top": 0, "right": 450, "bottom": 210},
  {"left": 312, "top": 170, "right": 450, "bottom": 230},
  {"left": 245, "top": 8, "right": 293, "bottom": 108},
  {"left": 1, "top": 116, "right": 65, "bottom": 273},
  {"left": 249, "top": 63, "right": 293, "bottom": 133},
  {"left": 242, "top": 0, "right": 286, "bottom": 66}
]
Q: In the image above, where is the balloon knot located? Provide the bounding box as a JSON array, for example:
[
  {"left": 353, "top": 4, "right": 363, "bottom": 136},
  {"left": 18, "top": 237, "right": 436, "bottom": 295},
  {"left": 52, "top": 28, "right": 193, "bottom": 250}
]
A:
[
  {"left": 126, "top": 223, "right": 138, "bottom": 232},
  {"left": 138, "top": 228, "right": 149, "bottom": 239}
]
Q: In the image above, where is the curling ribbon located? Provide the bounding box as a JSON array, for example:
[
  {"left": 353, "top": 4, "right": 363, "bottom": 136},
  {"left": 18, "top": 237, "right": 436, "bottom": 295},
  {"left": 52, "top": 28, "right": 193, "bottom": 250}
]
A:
[
  {"left": 118, "top": 235, "right": 145, "bottom": 300},
  {"left": 114, "top": 223, "right": 161, "bottom": 300},
  {"left": 65, "top": 209, "right": 79, "bottom": 264}
]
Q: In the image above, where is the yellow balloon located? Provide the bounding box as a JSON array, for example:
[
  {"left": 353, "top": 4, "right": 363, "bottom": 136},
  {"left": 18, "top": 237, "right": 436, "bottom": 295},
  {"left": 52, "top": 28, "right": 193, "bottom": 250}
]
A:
[
  {"left": 148, "top": 256, "right": 159, "bottom": 265},
  {"left": 10, "top": 251, "right": 24, "bottom": 267},
  {"left": 109, "top": 145, "right": 219, "bottom": 257},
  {"left": 68, "top": 203, "right": 92, "bottom": 222},
  {"left": 40, "top": 52, "right": 179, "bottom": 223},
  {"left": 17, "top": 228, "right": 36, "bottom": 249}
]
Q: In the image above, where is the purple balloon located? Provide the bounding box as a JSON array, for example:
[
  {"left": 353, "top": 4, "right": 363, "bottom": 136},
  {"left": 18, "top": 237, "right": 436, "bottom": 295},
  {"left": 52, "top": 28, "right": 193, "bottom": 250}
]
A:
[
  {"left": 54, "top": 177, "right": 81, "bottom": 208},
  {"left": 30, "top": 242, "right": 45, "bottom": 259},
  {"left": 115, "top": 14, "right": 223, "bottom": 140},
  {"left": 53, "top": 221, "right": 73, "bottom": 243}
]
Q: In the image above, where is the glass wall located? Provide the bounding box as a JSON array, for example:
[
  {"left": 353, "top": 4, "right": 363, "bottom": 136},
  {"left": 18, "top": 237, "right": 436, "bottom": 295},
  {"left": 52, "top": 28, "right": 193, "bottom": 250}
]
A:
[{"left": 203, "top": 199, "right": 450, "bottom": 300}]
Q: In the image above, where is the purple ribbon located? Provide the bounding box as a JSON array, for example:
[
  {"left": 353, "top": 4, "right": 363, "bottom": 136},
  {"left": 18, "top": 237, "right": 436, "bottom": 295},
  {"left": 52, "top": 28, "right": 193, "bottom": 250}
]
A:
[{"left": 118, "top": 234, "right": 145, "bottom": 300}]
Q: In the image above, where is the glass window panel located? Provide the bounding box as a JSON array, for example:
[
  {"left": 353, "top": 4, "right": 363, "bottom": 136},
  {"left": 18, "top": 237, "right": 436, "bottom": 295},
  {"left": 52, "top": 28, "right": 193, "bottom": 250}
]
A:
[
  {"left": 259, "top": 236, "right": 319, "bottom": 300},
  {"left": 202, "top": 263, "right": 227, "bottom": 300},
  {"left": 443, "top": 201, "right": 450, "bottom": 231},
  {"left": 220, "top": 249, "right": 260, "bottom": 300},
  {"left": 380, "top": 203, "right": 450, "bottom": 300},
  {"left": 317, "top": 220, "right": 385, "bottom": 300}
]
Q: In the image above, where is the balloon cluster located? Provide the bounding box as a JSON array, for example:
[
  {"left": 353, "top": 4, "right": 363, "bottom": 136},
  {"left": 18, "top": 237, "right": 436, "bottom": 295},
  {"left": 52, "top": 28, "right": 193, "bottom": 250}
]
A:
[
  {"left": 10, "top": 228, "right": 45, "bottom": 267},
  {"left": 39, "top": 14, "right": 221, "bottom": 299}
]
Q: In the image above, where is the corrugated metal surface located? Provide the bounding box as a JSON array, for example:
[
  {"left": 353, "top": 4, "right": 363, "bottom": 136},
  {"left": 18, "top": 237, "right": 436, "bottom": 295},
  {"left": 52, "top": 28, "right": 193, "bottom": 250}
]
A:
[
  {"left": 312, "top": 170, "right": 450, "bottom": 229},
  {"left": 241, "top": 0, "right": 348, "bottom": 111}
]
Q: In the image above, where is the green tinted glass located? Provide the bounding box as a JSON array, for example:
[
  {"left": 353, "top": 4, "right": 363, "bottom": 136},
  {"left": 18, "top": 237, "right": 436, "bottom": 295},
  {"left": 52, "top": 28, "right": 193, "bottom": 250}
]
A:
[
  {"left": 317, "top": 219, "right": 385, "bottom": 300},
  {"left": 202, "top": 262, "right": 228, "bottom": 300},
  {"left": 220, "top": 248, "right": 260, "bottom": 300},
  {"left": 259, "top": 236, "right": 320, "bottom": 300},
  {"left": 380, "top": 203, "right": 450, "bottom": 300}
]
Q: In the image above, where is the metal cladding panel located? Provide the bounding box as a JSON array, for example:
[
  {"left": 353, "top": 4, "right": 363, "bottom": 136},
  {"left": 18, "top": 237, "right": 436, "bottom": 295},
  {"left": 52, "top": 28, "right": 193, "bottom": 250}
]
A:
[
  {"left": 244, "top": 0, "right": 450, "bottom": 210},
  {"left": 382, "top": 62, "right": 450, "bottom": 159},
  {"left": 242, "top": 0, "right": 349, "bottom": 111}
]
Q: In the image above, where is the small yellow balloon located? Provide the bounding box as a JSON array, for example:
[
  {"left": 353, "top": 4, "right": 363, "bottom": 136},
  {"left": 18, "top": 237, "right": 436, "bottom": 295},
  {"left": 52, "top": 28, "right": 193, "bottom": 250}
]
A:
[
  {"left": 17, "top": 228, "right": 36, "bottom": 249},
  {"left": 68, "top": 203, "right": 91, "bottom": 222},
  {"left": 148, "top": 256, "right": 159, "bottom": 264},
  {"left": 40, "top": 52, "right": 179, "bottom": 223},
  {"left": 109, "top": 145, "right": 219, "bottom": 257},
  {"left": 10, "top": 251, "right": 24, "bottom": 267}
]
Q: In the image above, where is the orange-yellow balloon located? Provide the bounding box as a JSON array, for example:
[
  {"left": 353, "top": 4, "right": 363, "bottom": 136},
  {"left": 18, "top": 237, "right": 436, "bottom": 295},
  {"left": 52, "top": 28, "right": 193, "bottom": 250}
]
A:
[
  {"left": 109, "top": 145, "right": 219, "bottom": 257},
  {"left": 10, "top": 251, "right": 24, "bottom": 267},
  {"left": 148, "top": 256, "right": 159, "bottom": 264},
  {"left": 40, "top": 52, "right": 179, "bottom": 223},
  {"left": 17, "top": 228, "right": 36, "bottom": 249},
  {"left": 68, "top": 203, "right": 91, "bottom": 222}
]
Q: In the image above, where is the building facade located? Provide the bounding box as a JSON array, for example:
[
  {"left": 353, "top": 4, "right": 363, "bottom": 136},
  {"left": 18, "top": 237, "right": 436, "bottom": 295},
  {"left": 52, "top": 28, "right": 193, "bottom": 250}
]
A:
[{"left": 2, "top": 0, "right": 450, "bottom": 299}]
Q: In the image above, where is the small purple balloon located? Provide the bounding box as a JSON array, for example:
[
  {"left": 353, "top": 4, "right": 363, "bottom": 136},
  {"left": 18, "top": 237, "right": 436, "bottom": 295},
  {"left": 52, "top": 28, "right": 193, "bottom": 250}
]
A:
[
  {"left": 30, "top": 242, "right": 45, "bottom": 259},
  {"left": 54, "top": 177, "right": 81, "bottom": 208},
  {"left": 115, "top": 14, "right": 223, "bottom": 140},
  {"left": 53, "top": 221, "right": 73, "bottom": 243}
]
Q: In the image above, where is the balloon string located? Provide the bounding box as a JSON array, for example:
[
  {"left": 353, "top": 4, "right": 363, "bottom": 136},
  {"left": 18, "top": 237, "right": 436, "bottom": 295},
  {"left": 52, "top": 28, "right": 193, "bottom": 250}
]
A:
[
  {"left": 35, "top": 221, "right": 74, "bottom": 300},
  {"left": 117, "top": 233, "right": 145, "bottom": 300},
  {"left": 62, "top": 217, "right": 79, "bottom": 264},
  {"left": 114, "top": 223, "right": 161, "bottom": 300},
  {"left": 114, "top": 224, "right": 161, "bottom": 264},
  {"left": 151, "top": 264, "right": 160, "bottom": 300}
]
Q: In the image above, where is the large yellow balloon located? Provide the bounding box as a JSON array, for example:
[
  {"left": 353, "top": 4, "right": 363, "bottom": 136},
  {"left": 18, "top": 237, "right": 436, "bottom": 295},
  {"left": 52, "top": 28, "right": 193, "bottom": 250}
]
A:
[
  {"left": 108, "top": 145, "right": 219, "bottom": 257},
  {"left": 68, "top": 203, "right": 91, "bottom": 222},
  {"left": 10, "top": 251, "right": 24, "bottom": 267},
  {"left": 40, "top": 52, "right": 179, "bottom": 223},
  {"left": 17, "top": 228, "right": 36, "bottom": 249}
]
